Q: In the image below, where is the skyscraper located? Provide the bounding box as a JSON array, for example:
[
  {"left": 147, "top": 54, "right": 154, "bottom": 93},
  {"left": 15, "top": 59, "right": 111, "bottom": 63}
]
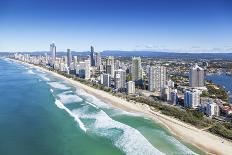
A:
[
  {"left": 114, "top": 69, "right": 126, "bottom": 90},
  {"left": 189, "top": 64, "right": 205, "bottom": 87},
  {"left": 90, "top": 46, "right": 95, "bottom": 66},
  {"left": 95, "top": 52, "right": 101, "bottom": 67},
  {"left": 67, "top": 49, "right": 72, "bottom": 67},
  {"left": 73, "top": 56, "right": 78, "bottom": 70},
  {"left": 50, "top": 42, "right": 56, "bottom": 67},
  {"left": 84, "top": 60, "right": 91, "bottom": 79},
  {"left": 148, "top": 65, "right": 166, "bottom": 92},
  {"left": 131, "top": 57, "right": 143, "bottom": 84},
  {"left": 106, "top": 56, "right": 115, "bottom": 77}
]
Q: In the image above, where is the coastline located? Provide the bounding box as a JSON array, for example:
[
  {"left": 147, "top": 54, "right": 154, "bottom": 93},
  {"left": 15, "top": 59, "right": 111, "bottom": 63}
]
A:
[{"left": 11, "top": 59, "right": 232, "bottom": 155}]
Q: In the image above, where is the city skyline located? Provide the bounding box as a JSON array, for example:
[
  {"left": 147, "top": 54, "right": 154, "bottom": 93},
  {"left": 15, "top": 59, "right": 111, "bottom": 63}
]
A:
[{"left": 1, "top": 0, "right": 232, "bottom": 53}]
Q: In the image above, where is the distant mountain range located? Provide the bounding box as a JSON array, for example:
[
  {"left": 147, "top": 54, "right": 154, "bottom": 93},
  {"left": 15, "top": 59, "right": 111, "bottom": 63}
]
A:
[{"left": 1, "top": 51, "right": 232, "bottom": 60}]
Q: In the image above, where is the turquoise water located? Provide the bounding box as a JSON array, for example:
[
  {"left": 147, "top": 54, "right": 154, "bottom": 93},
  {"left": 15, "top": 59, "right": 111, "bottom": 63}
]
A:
[{"left": 0, "top": 58, "right": 205, "bottom": 155}]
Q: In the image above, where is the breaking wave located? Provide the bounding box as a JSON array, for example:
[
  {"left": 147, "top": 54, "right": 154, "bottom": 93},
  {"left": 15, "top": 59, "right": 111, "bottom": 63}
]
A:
[
  {"left": 39, "top": 74, "right": 50, "bottom": 81},
  {"left": 27, "top": 69, "right": 35, "bottom": 74},
  {"left": 54, "top": 100, "right": 86, "bottom": 132},
  {"left": 73, "top": 108, "right": 164, "bottom": 155},
  {"left": 57, "top": 91, "right": 83, "bottom": 104},
  {"left": 48, "top": 82, "right": 71, "bottom": 90},
  {"left": 75, "top": 88, "right": 109, "bottom": 108}
]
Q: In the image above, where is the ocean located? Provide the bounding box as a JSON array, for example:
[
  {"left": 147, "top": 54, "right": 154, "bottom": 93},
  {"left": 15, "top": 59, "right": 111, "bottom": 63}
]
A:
[{"left": 0, "top": 58, "right": 205, "bottom": 155}]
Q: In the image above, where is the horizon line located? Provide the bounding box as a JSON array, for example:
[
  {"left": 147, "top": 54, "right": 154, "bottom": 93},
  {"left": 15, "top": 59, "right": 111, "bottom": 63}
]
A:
[{"left": 1, "top": 50, "right": 232, "bottom": 54}]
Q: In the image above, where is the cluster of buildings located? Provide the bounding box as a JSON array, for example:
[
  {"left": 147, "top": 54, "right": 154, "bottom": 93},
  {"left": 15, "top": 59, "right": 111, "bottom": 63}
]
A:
[{"left": 13, "top": 42, "right": 225, "bottom": 118}]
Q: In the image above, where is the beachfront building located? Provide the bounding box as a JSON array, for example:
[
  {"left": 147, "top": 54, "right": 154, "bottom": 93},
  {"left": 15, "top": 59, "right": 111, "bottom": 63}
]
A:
[
  {"left": 148, "top": 65, "right": 167, "bottom": 92},
  {"left": 126, "top": 81, "right": 135, "bottom": 94},
  {"left": 131, "top": 57, "right": 143, "bottom": 84},
  {"left": 206, "top": 101, "right": 220, "bottom": 117},
  {"left": 189, "top": 64, "right": 205, "bottom": 87},
  {"left": 101, "top": 73, "right": 111, "bottom": 87},
  {"left": 184, "top": 89, "right": 201, "bottom": 108},
  {"left": 170, "top": 89, "right": 178, "bottom": 105},
  {"left": 114, "top": 69, "right": 126, "bottom": 90}
]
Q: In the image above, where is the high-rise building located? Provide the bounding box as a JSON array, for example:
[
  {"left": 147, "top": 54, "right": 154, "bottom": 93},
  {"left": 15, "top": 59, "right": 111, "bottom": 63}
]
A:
[
  {"left": 131, "top": 57, "right": 143, "bottom": 84},
  {"left": 106, "top": 56, "right": 115, "bottom": 77},
  {"left": 73, "top": 56, "right": 78, "bottom": 70},
  {"left": 90, "top": 46, "right": 95, "bottom": 66},
  {"left": 101, "top": 73, "right": 111, "bottom": 87},
  {"left": 189, "top": 64, "right": 205, "bottom": 87},
  {"left": 206, "top": 100, "right": 220, "bottom": 117},
  {"left": 106, "top": 65, "right": 112, "bottom": 75},
  {"left": 84, "top": 60, "right": 91, "bottom": 79},
  {"left": 114, "top": 69, "right": 126, "bottom": 90},
  {"left": 67, "top": 49, "right": 72, "bottom": 67},
  {"left": 50, "top": 42, "right": 56, "bottom": 67},
  {"left": 170, "top": 89, "right": 178, "bottom": 105},
  {"left": 45, "top": 53, "right": 48, "bottom": 64},
  {"left": 64, "top": 56, "right": 68, "bottom": 66},
  {"left": 76, "top": 60, "right": 90, "bottom": 79},
  {"left": 148, "top": 65, "right": 166, "bottom": 92},
  {"left": 95, "top": 52, "right": 101, "bottom": 67},
  {"left": 126, "top": 81, "right": 135, "bottom": 94},
  {"left": 115, "top": 60, "right": 121, "bottom": 70},
  {"left": 184, "top": 89, "right": 201, "bottom": 108},
  {"left": 99, "top": 64, "right": 104, "bottom": 72},
  {"left": 161, "top": 86, "right": 170, "bottom": 101}
]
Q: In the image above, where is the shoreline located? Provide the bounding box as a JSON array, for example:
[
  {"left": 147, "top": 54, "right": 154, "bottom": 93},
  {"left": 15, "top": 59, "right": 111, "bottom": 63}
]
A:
[{"left": 10, "top": 59, "right": 232, "bottom": 155}]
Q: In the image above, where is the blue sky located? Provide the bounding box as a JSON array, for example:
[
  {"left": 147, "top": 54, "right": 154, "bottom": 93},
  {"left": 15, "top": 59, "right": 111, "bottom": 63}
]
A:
[{"left": 0, "top": 0, "right": 232, "bottom": 52}]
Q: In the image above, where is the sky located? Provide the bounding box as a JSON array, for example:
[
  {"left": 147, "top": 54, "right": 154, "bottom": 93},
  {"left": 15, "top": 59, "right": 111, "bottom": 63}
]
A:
[{"left": 0, "top": 0, "right": 232, "bottom": 53}]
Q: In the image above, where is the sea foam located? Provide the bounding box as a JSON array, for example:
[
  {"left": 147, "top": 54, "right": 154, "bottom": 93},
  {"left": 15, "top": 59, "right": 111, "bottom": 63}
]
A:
[
  {"left": 55, "top": 100, "right": 86, "bottom": 132},
  {"left": 57, "top": 92, "right": 83, "bottom": 104},
  {"left": 39, "top": 74, "right": 50, "bottom": 81},
  {"left": 48, "top": 82, "right": 70, "bottom": 90},
  {"left": 27, "top": 69, "right": 35, "bottom": 74},
  {"left": 110, "top": 109, "right": 143, "bottom": 117},
  {"left": 75, "top": 89, "right": 109, "bottom": 108},
  {"left": 73, "top": 108, "right": 164, "bottom": 155}
]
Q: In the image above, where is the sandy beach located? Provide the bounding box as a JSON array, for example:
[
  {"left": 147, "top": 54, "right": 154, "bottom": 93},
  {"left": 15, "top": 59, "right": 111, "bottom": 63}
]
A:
[{"left": 12, "top": 59, "right": 232, "bottom": 155}]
